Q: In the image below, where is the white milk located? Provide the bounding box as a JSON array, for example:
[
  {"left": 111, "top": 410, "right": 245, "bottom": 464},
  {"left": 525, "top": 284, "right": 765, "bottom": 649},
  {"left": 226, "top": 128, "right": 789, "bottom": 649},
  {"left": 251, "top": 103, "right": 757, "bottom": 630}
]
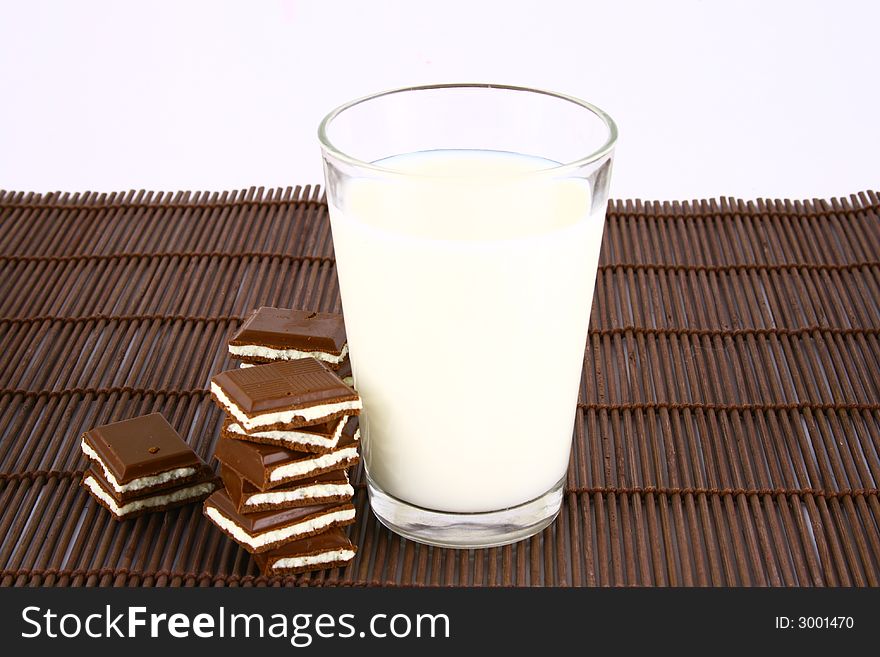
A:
[{"left": 328, "top": 150, "right": 604, "bottom": 512}]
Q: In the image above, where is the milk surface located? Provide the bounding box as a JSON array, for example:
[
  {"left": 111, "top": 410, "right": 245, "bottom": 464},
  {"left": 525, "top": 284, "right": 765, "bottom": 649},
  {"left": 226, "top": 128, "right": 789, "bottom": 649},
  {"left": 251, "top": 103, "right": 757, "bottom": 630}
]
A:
[{"left": 328, "top": 150, "right": 604, "bottom": 512}]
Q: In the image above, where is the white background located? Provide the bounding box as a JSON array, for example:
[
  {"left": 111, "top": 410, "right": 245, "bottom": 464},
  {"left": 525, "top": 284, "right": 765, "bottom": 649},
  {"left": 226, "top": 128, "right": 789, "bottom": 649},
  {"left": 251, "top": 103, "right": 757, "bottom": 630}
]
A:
[{"left": 0, "top": 0, "right": 877, "bottom": 200}]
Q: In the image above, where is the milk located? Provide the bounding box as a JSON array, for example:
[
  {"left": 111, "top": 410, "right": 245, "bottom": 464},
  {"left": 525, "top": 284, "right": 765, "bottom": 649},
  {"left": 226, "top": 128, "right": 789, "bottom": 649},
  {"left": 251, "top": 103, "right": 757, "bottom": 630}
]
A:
[{"left": 328, "top": 150, "right": 604, "bottom": 513}]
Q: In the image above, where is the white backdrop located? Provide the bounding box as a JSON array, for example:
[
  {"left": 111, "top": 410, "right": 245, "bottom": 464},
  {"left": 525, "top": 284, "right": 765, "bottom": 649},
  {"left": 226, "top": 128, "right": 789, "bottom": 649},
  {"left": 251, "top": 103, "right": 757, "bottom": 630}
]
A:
[{"left": 1, "top": 0, "right": 877, "bottom": 200}]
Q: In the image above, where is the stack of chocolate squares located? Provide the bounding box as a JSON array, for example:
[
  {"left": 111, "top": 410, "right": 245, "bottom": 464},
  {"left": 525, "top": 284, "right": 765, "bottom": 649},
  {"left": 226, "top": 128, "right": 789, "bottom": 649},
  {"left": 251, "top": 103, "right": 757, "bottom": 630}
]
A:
[
  {"left": 203, "top": 307, "right": 361, "bottom": 576},
  {"left": 80, "top": 413, "right": 219, "bottom": 521}
]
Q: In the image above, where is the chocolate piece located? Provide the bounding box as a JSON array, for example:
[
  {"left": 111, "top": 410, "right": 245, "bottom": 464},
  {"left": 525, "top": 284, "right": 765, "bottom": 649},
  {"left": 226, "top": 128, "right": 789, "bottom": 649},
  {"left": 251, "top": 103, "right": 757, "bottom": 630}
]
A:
[
  {"left": 214, "top": 420, "right": 359, "bottom": 489},
  {"left": 221, "top": 465, "right": 352, "bottom": 513},
  {"left": 80, "top": 413, "right": 203, "bottom": 493},
  {"left": 203, "top": 489, "right": 356, "bottom": 553},
  {"left": 210, "top": 359, "right": 362, "bottom": 431},
  {"left": 228, "top": 307, "right": 347, "bottom": 368},
  {"left": 253, "top": 527, "right": 356, "bottom": 576},
  {"left": 222, "top": 415, "right": 347, "bottom": 454},
  {"left": 82, "top": 465, "right": 219, "bottom": 521}
]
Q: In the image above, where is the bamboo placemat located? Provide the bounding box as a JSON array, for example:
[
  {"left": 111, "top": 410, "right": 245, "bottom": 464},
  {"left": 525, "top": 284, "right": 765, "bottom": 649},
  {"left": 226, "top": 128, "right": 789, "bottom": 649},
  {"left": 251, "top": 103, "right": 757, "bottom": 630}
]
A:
[{"left": 0, "top": 187, "right": 878, "bottom": 587}]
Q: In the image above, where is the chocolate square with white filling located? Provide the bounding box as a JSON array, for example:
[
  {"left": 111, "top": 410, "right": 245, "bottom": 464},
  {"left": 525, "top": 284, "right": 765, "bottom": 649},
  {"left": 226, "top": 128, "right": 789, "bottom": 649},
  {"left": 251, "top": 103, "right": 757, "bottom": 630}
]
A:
[
  {"left": 213, "top": 417, "right": 359, "bottom": 490},
  {"left": 82, "top": 465, "right": 218, "bottom": 521},
  {"left": 202, "top": 489, "right": 356, "bottom": 553},
  {"left": 228, "top": 307, "right": 347, "bottom": 369},
  {"left": 253, "top": 527, "right": 356, "bottom": 576},
  {"left": 221, "top": 465, "right": 353, "bottom": 513},
  {"left": 210, "top": 358, "right": 362, "bottom": 431},
  {"left": 80, "top": 413, "right": 205, "bottom": 497},
  {"left": 222, "top": 414, "right": 348, "bottom": 453}
]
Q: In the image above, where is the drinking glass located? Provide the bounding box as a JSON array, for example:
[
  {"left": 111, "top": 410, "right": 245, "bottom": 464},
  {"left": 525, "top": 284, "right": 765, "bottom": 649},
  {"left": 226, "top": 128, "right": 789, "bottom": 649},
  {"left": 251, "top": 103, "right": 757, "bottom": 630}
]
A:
[{"left": 319, "top": 84, "right": 616, "bottom": 548}]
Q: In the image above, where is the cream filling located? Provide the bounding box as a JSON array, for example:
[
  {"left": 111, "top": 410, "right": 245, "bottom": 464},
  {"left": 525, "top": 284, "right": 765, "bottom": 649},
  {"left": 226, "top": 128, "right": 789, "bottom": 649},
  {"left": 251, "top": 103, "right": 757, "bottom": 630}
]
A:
[
  {"left": 229, "top": 343, "right": 348, "bottom": 365},
  {"left": 227, "top": 416, "right": 347, "bottom": 449},
  {"left": 204, "top": 506, "right": 356, "bottom": 549},
  {"left": 210, "top": 382, "right": 362, "bottom": 430},
  {"left": 83, "top": 475, "right": 215, "bottom": 516},
  {"left": 271, "top": 549, "right": 356, "bottom": 570},
  {"left": 81, "top": 439, "right": 198, "bottom": 493},
  {"left": 269, "top": 446, "right": 359, "bottom": 482},
  {"left": 245, "top": 481, "right": 354, "bottom": 508}
]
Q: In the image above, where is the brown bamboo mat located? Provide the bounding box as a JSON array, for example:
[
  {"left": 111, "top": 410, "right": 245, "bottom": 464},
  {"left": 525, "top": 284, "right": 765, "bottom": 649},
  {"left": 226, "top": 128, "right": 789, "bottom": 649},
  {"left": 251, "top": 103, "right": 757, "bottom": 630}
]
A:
[{"left": 1, "top": 187, "right": 879, "bottom": 587}]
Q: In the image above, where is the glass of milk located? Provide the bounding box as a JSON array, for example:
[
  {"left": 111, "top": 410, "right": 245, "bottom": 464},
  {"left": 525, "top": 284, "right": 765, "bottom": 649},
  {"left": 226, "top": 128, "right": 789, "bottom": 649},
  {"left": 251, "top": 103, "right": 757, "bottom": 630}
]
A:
[{"left": 318, "top": 84, "right": 616, "bottom": 548}]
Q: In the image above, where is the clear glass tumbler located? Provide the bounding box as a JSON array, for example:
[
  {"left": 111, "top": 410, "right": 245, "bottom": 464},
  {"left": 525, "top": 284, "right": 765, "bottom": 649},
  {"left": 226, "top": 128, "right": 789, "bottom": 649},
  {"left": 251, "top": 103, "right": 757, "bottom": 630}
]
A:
[{"left": 319, "top": 84, "right": 616, "bottom": 548}]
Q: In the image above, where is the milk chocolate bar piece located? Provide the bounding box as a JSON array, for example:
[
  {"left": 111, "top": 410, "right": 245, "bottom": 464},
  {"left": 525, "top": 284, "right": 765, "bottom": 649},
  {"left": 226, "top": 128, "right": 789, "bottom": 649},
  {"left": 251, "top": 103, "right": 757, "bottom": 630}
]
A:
[
  {"left": 82, "top": 465, "right": 218, "bottom": 521},
  {"left": 228, "top": 307, "right": 347, "bottom": 368},
  {"left": 253, "top": 527, "right": 356, "bottom": 576},
  {"left": 222, "top": 414, "right": 348, "bottom": 453},
  {"left": 214, "top": 417, "right": 359, "bottom": 490},
  {"left": 210, "top": 359, "right": 361, "bottom": 431},
  {"left": 203, "top": 489, "right": 356, "bottom": 553},
  {"left": 80, "top": 413, "right": 204, "bottom": 496},
  {"left": 221, "top": 465, "right": 353, "bottom": 513}
]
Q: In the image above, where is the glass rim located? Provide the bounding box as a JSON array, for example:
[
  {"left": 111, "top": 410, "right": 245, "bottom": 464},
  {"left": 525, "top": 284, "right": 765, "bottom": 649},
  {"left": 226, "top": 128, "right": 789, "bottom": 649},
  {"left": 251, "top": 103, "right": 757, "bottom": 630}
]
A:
[{"left": 317, "top": 83, "right": 618, "bottom": 177}]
